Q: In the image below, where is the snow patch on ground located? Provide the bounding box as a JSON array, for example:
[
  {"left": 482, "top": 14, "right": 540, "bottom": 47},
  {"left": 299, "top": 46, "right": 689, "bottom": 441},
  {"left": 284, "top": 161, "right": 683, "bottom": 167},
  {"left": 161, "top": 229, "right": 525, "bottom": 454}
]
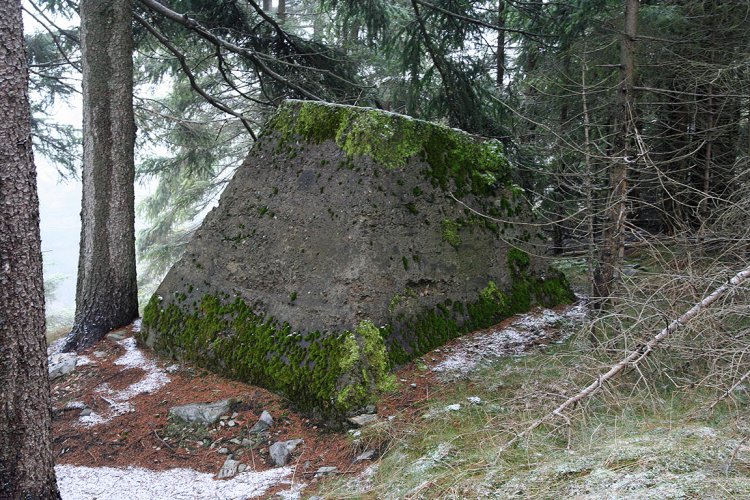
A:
[
  {"left": 79, "top": 337, "right": 170, "bottom": 427},
  {"left": 433, "top": 301, "right": 587, "bottom": 377},
  {"left": 75, "top": 355, "right": 93, "bottom": 366},
  {"left": 56, "top": 464, "right": 294, "bottom": 500},
  {"left": 47, "top": 337, "right": 66, "bottom": 356}
]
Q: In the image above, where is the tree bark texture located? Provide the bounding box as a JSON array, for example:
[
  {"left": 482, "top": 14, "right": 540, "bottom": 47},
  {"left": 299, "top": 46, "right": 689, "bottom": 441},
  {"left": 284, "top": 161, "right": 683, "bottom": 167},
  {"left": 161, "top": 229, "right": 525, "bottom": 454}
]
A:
[
  {"left": 0, "top": 0, "right": 61, "bottom": 497},
  {"left": 65, "top": 0, "right": 138, "bottom": 352},
  {"left": 593, "top": 0, "right": 638, "bottom": 310}
]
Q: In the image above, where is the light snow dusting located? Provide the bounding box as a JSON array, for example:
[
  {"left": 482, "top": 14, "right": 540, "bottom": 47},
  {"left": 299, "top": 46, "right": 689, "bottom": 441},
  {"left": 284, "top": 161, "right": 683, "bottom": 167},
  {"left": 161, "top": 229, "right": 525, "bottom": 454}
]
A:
[
  {"left": 55, "top": 464, "right": 295, "bottom": 500},
  {"left": 79, "top": 336, "right": 170, "bottom": 426},
  {"left": 433, "top": 301, "right": 587, "bottom": 378}
]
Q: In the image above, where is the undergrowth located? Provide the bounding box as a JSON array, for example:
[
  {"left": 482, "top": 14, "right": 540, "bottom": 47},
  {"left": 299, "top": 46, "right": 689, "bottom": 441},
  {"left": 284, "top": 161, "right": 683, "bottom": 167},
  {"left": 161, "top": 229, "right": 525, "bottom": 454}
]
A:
[{"left": 314, "top": 248, "right": 750, "bottom": 498}]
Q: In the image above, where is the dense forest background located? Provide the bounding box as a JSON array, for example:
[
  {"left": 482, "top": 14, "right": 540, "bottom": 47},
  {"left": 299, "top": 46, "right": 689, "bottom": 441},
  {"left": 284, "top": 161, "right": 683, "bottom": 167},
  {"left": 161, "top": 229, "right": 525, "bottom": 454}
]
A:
[{"left": 27, "top": 0, "right": 750, "bottom": 324}]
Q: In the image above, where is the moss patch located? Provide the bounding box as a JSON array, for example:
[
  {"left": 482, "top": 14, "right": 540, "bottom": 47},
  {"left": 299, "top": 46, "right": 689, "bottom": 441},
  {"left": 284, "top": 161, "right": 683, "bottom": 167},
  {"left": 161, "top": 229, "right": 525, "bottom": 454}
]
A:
[
  {"left": 267, "top": 100, "right": 509, "bottom": 197},
  {"left": 387, "top": 250, "right": 575, "bottom": 365},
  {"left": 140, "top": 296, "right": 393, "bottom": 421}
]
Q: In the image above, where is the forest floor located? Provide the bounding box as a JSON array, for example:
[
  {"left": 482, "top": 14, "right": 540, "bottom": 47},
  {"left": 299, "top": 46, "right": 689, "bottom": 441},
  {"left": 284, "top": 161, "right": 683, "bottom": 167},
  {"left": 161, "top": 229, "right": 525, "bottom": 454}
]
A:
[
  {"left": 48, "top": 270, "right": 750, "bottom": 499},
  {"left": 48, "top": 301, "right": 583, "bottom": 499}
]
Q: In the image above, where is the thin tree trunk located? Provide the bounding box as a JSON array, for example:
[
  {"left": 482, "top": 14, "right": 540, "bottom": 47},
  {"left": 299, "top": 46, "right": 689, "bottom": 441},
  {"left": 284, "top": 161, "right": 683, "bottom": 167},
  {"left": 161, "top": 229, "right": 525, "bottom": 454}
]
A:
[
  {"left": 277, "top": 0, "right": 286, "bottom": 24},
  {"left": 263, "top": 0, "right": 271, "bottom": 11},
  {"left": 64, "top": 0, "right": 138, "bottom": 352},
  {"left": 496, "top": 0, "right": 505, "bottom": 88},
  {"left": 0, "top": 0, "right": 61, "bottom": 496},
  {"left": 593, "top": 0, "right": 638, "bottom": 311}
]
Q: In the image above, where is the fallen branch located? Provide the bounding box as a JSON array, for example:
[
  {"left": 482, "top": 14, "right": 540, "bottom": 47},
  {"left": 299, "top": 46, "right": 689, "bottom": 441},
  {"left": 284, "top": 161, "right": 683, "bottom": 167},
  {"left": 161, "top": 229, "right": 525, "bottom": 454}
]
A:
[{"left": 500, "top": 262, "right": 750, "bottom": 453}]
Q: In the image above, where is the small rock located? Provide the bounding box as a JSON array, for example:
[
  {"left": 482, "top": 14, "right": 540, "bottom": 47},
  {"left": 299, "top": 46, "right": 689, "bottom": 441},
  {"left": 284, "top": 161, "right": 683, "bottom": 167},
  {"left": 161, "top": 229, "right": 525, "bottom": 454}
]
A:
[
  {"left": 348, "top": 414, "right": 378, "bottom": 427},
  {"left": 93, "top": 351, "right": 107, "bottom": 358},
  {"left": 48, "top": 353, "right": 77, "bottom": 380},
  {"left": 238, "top": 464, "right": 247, "bottom": 472},
  {"left": 229, "top": 438, "right": 242, "bottom": 445},
  {"left": 169, "top": 399, "right": 234, "bottom": 425},
  {"left": 445, "top": 404, "right": 461, "bottom": 411},
  {"left": 250, "top": 410, "right": 274, "bottom": 433},
  {"left": 315, "top": 466, "right": 338, "bottom": 477},
  {"left": 269, "top": 439, "right": 303, "bottom": 467},
  {"left": 410, "top": 383, "right": 417, "bottom": 388},
  {"left": 231, "top": 412, "right": 239, "bottom": 419},
  {"left": 106, "top": 329, "right": 127, "bottom": 340},
  {"left": 217, "top": 447, "right": 229, "bottom": 454},
  {"left": 354, "top": 450, "right": 376, "bottom": 462},
  {"left": 364, "top": 405, "right": 376, "bottom": 414},
  {"left": 216, "top": 458, "right": 241, "bottom": 479},
  {"left": 227, "top": 420, "right": 236, "bottom": 427},
  {"left": 467, "top": 396, "right": 482, "bottom": 405},
  {"left": 241, "top": 438, "right": 255, "bottom": 447},
  {"left": 165, "top": 364, "right": 180, "bottom": 373},
  {"left": 80, "top": 408, "right": 92, "bottom": 417}
]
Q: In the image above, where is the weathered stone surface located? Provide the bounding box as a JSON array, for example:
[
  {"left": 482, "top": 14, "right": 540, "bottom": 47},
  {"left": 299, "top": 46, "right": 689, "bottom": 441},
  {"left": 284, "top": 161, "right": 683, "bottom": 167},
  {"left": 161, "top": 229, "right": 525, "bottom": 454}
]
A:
[
  {"left": 48, "top": 353, "right": 78, "bottom": 380},
  {"left": 315, "top": 466, "right": 338, "bottom": 477},
  {"left": 269, "top": 439, "right": 304, "bottom": 467},
  {"left": 141, "top": 101, "right": 574, "bottom": 418},
  {"left": 354, "top": 450, "right": 376, "bottom": 462},
  {"left": 216, "top": 458, "right": 241, "bottom": 479},
  {"left": 250, "top": 410, "right": 274, "bottom": 434},
  {"left": 348, "top": 414, "right": 378, "bottom": 427},
  {"left": 169, "top": 399, "right": 233, "bottom": 425}
]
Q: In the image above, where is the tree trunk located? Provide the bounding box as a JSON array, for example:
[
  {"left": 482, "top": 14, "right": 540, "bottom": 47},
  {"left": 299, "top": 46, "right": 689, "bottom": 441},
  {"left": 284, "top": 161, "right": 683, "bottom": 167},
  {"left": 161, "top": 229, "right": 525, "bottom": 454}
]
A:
[
  {"left": 64, "top": 0, "right": 138, "bottom": 352},
  {"left": 263, "top": 0, "right": 271, "bottom": 11},
  {"left": 0, "top": 1, "right": 61, "bottom": 497},
  {"left": 593, "top": 0, "right": 638, "bottom": 311},
  {"left": 496, "top": 0, "right": 505, "bottom": 88},
  {"left": 277, "top": 0, "right": 287, "bottom": 24}
]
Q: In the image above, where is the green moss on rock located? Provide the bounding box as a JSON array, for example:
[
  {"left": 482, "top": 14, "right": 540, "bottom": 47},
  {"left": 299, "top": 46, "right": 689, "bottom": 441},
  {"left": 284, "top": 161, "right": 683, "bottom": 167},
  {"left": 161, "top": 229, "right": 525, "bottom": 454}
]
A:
[
  {"left": 140, "top": 296, "right": 394, "bottom": 421},
  {"left": 387, "top": 250, "right": 575, "bottom": 365},
  {"left": 267, "top": 100, "right": 509, "bottom": 196}
]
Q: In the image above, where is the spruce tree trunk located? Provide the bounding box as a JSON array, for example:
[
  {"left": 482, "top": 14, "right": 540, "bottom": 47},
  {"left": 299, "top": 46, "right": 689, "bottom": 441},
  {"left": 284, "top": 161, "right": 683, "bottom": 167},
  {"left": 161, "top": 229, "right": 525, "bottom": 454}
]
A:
[
  {"left": 65, "top": 0, "right": 138, "bottom": 352},
  {"left": 0, "top": 0, "right": 61, "bottom": 497},
  {"left": 593, "top": 0, "right": 638, "bottom": 311}
]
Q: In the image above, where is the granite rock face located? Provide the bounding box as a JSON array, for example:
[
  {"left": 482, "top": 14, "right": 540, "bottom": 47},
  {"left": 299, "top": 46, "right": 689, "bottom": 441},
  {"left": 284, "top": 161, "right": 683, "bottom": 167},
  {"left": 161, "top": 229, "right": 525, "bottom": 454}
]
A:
[{"left": 141, "top": 101, "right": 573, "bottom": 418}]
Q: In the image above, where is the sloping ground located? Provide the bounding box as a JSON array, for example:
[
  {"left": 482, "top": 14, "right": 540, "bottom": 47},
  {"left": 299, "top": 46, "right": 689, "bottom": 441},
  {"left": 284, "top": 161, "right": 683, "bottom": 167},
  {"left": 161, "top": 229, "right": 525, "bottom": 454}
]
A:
[{"left": 49, "top": 301, "right": 584, "bottom": 499}]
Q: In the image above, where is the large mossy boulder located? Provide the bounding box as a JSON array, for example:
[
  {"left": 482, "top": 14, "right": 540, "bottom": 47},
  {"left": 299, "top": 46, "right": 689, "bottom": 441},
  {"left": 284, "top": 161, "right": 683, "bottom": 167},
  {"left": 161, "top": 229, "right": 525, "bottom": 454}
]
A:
[{"left": 140, "top": 100, "right": 574, "bottom": 420}]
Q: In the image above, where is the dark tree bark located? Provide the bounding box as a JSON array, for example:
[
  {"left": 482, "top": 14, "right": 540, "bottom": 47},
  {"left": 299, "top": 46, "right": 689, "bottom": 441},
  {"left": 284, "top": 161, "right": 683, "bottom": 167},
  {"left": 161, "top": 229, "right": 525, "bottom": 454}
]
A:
[
  {"left": 64, "top": 0, "right": 138, "bottom": 352},
  {"left": 593, "top": 0, "right": 638, "bottom": 312},
  {"left": 0, "top": 1, "right": 61, "bottom": 497}
]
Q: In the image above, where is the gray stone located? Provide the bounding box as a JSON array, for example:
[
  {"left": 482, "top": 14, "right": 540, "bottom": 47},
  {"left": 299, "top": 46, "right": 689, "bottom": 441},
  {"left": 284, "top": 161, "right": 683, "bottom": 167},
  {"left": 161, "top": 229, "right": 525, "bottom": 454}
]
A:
[
  {"left": 80, "top": 408, "right": 92, "bottom": 417},
  {"left": 48, "top": 353, "right": 78, "bottom": 380},
  {"left": 142, "top": 102, "right": 566, "bottom": 410},
  {"left": 217, "top": 447, "right": 229, "bottom": 454},
  {"left": 216, "top": 458, "right": 241, "bottom": 479},
  {"left": 169, "top": 399, "right": 234, "bottom": 425},
  {"left": 354, "top": 450, "right": 376, "bottom": 462},
  {"left": 250, "top": 410, "right": 274, "bottom": 434},
  {"left": 269, "top": 439, "right": 304, "bottom": 467},
  {"left": 314, "top": 466, "right": 338, "bottom": 477},
  {"left": 106, "top": 329, "right": 127, "bottom": 340},
  {"left": 238, "top": 464, "right": 247, "bottom": 472},
  {"left": 348, "top": 414, "right": 378, "bottom": 427}
]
